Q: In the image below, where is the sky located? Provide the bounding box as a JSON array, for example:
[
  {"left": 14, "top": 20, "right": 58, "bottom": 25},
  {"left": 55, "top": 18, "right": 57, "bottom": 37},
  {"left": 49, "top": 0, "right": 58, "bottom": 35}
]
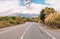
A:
[{"left": 0, "top": 0, "right": 60, "bottom": 16}]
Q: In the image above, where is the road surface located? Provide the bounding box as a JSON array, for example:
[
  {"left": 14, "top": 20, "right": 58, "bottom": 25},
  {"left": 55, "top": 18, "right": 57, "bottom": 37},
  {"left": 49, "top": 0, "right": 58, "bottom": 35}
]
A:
[{"left": 0, "top": 22, "right": 54, "bottom": 39}]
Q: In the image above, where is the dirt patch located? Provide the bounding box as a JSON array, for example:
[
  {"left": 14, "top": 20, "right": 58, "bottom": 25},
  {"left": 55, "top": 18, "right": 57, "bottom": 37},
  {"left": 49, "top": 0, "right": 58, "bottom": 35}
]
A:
[{"left": 39, "top": 23, "right": 57, "bottom": 29}]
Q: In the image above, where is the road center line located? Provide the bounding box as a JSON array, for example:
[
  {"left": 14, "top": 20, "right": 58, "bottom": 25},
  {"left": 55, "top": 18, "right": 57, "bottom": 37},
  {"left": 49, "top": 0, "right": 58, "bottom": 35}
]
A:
[{"left": 20, "top": 26, "right": 30, "bottom": 39}]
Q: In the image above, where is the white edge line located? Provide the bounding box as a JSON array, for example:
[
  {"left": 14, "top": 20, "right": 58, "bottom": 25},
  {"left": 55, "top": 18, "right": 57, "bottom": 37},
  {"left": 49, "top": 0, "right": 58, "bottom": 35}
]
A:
[
  {"left": 38, "top": 24, "right": 56, "bottom": 39},
  {"left": 20, "top": 26, "right": 30, "bottom": 39}
]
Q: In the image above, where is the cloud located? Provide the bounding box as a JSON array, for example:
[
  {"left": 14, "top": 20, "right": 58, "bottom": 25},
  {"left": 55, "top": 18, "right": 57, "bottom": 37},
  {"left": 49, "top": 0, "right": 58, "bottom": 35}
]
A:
[
  {"left": 0, "top": 0, "right": 60, "bottom": 16},
  {"left": 19, "top": 3, "right": 44, "bottom": 14},
  {"left": 45, "top": 0, "right": 60, "bottom": 5},
  {"left": 0, "top": 0, "right": 20, "bottom": 16},
  {"left": 45, "top": 0, "right": 60, "bottom": 11},
  {"left": 0, "top": 0, "right": 44, "bottom": 16}
]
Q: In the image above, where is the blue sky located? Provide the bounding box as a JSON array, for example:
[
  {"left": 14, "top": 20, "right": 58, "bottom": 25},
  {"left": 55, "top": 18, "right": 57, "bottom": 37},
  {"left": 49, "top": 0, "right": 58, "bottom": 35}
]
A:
[
  {"left": 20, "top": 0, "right": 46, "bottom": 6},
  {"left": 18, "top": 0, "right": 48, "bottom": 14},
  {"left": 0, "top": 0, "right": 60, "bottom": 16},
  {"left": 32, "top": 0, "right": 46, "bottom": 4}
]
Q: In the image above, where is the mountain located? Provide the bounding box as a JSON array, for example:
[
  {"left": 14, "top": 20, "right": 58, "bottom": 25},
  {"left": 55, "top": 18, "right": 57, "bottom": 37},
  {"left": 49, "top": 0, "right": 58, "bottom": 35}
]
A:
[{"left": 11, "top": 13, "right": 39, "bottom": 18}]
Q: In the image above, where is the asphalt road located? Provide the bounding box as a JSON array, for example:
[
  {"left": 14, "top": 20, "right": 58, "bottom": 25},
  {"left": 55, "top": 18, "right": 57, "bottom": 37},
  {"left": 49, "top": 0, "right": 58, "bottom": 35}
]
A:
[{"left": 0, "top": 22, "right": 54, "bottom": 39}]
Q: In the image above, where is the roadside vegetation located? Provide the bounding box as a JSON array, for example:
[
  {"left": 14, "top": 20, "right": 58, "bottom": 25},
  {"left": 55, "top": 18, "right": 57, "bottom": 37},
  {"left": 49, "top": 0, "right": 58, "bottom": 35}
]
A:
[
  {"left": 25, "top": 17, "right": 39, "bottom": 22},
  {"left": 1, "top": 7, "right": 60, "bottom": 28},
  {"left": 39, "top": 7, "right": 60, "bottom": 28},
  {"left": 0, "top": 16, "right": 26, "bottom": 28},
  {"left": 0, "top": 16, "right": 39, "bottom": 28}
]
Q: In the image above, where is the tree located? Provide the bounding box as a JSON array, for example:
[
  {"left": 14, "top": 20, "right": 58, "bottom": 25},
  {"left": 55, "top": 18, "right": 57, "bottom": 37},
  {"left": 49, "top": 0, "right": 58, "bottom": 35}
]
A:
[
  {"left": 40, "top": 9, "right": 45, "bottom": 22},
  {"left": 44, "top": 7, "right": 55, "bottom": 18},
  {"left": 40, "top": 7, "right": 56, "bottom": 22}
]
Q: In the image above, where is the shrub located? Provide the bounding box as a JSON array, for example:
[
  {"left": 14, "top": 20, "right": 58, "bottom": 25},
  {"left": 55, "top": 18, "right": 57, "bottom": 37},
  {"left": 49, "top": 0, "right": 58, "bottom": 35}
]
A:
[
  {"left": 40, "top": 7, "right": 55, "bottom": 22},
  {"left": 45, "top": 13, "right": 60, "bottom": 28},
  {"left": 0, "top": 16, "right": 26, "bottom": 28},
  {"left": 0, "top": 21, "right": 8, "bottom": 28}
]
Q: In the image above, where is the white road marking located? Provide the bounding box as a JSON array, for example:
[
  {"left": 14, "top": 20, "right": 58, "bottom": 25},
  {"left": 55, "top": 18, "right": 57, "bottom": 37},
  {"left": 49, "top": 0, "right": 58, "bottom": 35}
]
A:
[
  {"left": 38, "top": 24, "right": 56, "bottom": 39},
  {"left": 20, "top": 26, "right": 30, "bottom": 39}
]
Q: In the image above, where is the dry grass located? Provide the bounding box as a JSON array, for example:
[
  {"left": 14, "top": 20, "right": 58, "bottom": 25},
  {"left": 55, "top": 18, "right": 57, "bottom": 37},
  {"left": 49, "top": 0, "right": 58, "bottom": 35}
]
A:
[
  {"left": 0, "top": 16, "right": 26, "bottom": 28},
  {"left": 45, "top": 13, "right": 60, "bottom": 28}
]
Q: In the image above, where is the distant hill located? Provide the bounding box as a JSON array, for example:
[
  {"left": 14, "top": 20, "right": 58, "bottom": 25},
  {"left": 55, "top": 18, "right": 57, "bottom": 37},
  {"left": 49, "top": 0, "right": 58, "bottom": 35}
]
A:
[{"left": 10, "top": 13, "right": 39, "bottom": 18}]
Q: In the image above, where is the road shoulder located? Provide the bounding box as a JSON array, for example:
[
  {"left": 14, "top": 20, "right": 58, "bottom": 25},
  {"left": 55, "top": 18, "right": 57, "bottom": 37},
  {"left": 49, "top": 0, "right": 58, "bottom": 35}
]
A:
[{"left": 39, "top": 23, "right": 60, "bottom": 39}]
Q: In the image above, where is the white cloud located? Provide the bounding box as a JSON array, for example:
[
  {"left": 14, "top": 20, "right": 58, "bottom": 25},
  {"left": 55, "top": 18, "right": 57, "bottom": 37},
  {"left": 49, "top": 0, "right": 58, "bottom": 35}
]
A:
[
  {"left": 0, "top": 0, "right": 44, "bottom": 16},
  {"left": 31, "top": 3, "right": 44, "bottom": 14},
  {"left": 20, "top": 3, "right": 44, "bottom": 14},
  {"left": 0, "top": 0, "right": 20, "bottom": 16},
  {"left": 1, "top": 0, "right": 60, "bottom": 16},
  {"left": 45, "top": 0, "right": 60, "bottom": 11},
  {"left": 45, "top": 0, "right": 60, "bottom": 5}
]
